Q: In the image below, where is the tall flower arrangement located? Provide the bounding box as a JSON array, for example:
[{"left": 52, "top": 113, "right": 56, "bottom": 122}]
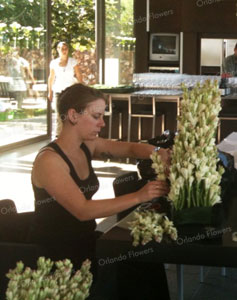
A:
[{"left": 167, "top": 80, "right": 224, "bottom": 211}]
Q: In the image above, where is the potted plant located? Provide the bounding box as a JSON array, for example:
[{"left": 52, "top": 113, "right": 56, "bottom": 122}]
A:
[{"left": 4, "top": 257, "right": 93, "bottom": 300}]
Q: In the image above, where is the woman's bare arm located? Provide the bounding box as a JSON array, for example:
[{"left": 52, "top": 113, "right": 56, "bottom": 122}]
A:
[
  {"left": 74, "top": 64, "right": 82, "bottom": 82},
  {"left": 32, "top": 150, "right": 169, "bottom": 221},
  {"left": 48, "top": 68, "right": 55, "bottom": 101},
  {"left": 91, "top": 138, "right": 171, "bottom": 166}
]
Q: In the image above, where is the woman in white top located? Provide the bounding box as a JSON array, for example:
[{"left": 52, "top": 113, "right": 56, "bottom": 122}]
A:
[{"left": 48, "top": 41, "right": 81, "bottom": 134}]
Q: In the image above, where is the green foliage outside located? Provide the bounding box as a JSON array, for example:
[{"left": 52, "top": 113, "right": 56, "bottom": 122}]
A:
[
  {"left": 106, "top": 0, "right": 135, "bottom": 50},
  {"left": 0, "top": 0, "right": 95, "bottom": 54},
  {"left": 106, "top": 0, "right": 133, "bottom": 37},
  {"left": 0, "top": 0, "right": 46, "bottom": 53},
  {"left": 51, "top": 0, "right": 95, "bottom": 54},
  {"left": 0, "top": 0, "right": 134, "bottom": 54}
]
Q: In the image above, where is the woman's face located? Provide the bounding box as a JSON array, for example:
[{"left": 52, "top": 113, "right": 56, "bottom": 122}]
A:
[
  {"left": 76, "top": 99, "right": 106, "bottom": 140},
  {"left": 57, "top": 44, "right": 69, "bottom": 57}
]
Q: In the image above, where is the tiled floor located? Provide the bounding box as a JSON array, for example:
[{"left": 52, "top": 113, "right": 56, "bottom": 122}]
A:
[
  {"left": 1, "top": 140, "right": 237, "bottom": 300},
  {"left": 166, "top": 264, "right": 237, "bottom": 300}
]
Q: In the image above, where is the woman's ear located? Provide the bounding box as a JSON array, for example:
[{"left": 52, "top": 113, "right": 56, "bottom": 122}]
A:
[{"left": 67, "top": 108, "right": 79, "bottom": 125}]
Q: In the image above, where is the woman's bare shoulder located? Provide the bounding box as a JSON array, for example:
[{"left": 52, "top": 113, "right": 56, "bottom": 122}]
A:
[
  {"left": 33, "top": 147, "right": 65, "bottom": 170},
  {"left": 32, "top": 148, "right": 69, "bottom": 188}
]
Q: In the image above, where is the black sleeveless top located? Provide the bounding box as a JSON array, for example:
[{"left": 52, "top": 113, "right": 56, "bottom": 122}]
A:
[{"left": 30, "top": 142, "right": 99, "bottom": 244}]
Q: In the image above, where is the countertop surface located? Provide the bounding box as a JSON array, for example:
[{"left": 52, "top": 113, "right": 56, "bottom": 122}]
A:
[
  {"left": 132, "top": 89, "right": 183, "bottom": 96},
  {"left": 97, "top": 181, "right": 237, "bottom": 267}
]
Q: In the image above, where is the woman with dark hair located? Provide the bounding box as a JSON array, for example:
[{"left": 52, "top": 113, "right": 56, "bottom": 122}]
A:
[{"left": 30, "top": 83, "right": 171, "bottom": 299}]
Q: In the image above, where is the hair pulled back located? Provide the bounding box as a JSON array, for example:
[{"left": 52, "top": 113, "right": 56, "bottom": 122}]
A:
[{"left": 57, "top": 83, "right": 107, "bottom": 121}]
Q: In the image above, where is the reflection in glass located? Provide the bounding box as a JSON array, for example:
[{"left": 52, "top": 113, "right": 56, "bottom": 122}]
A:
[
  {"left": 105, "top": 0, "right": 135, "bottom": 85},
  {"left": 0, "top": 1, "right": 47, "bottom": 147}
]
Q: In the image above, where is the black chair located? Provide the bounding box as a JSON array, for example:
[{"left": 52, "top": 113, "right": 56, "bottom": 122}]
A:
[
  {"left": 0, "top": 200, "right": 38, "bottom": 297},
  {"left": 0, "top": 199, "right": 34, "bottom": 243},
  {"left": 113, "top": 171, "right": 145, "bottom": 221},
  {"left": 217, "top": 102, "right": 237, "bottom": 143}
]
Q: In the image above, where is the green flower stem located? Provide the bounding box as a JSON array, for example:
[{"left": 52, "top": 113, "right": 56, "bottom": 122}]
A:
[{"left": 187, "top": 183, "right": 191, "bottom": 208}]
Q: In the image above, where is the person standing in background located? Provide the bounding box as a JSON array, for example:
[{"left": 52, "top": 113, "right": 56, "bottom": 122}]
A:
[
  {"left": 7, "top": 50, "right": 35, "bottom": 109},
  {"left": 222, "top": 43, "right": 237, "bottom": 76},
  {"left": 48, "top": 41, "right": 81, "bottom": 135}
]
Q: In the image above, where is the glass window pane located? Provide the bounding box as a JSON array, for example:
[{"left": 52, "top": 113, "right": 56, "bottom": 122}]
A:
[
  {"left": 0, "top": 0, "right": 47, "bottom": 147},
  {"left": 105, "top": 0, "right": 135, "bottom": 86},
  {"left": 50, "top": 0, "right": 97, "bottom": 86},
  {"left": 49, "top": 0, "right": 96, "bottom": 135}
]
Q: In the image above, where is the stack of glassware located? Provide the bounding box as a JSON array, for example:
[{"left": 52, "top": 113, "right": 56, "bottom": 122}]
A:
[{"left": 132, "top": 73, "right": 221, "bottom": 91}]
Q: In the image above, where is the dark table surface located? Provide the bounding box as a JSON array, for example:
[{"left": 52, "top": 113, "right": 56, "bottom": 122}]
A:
[{"left": 97, "top": 194, "right": 237, "bottom": 268}]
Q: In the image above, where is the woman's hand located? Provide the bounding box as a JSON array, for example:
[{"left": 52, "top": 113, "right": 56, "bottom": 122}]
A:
[{"left": 135, "top": 180, "right": 170, "bottom": 203}]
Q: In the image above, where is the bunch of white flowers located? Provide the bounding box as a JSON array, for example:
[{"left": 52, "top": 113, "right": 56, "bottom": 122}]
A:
[
  {"left": 150, "top": 150, "right": 167, "bottom": 180},
  {"left": 5, "top": 257, "right": 93, "bottom": 300},
  {"left": 168, "top": 80, "right": 224, "bottom": 210},
  {"left": 128, "top": 209, "right": 177, "bottom": 246}
]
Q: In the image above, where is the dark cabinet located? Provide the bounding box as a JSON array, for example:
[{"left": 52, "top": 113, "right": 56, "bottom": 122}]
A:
[
  {"left": 149, "top": 0, "right": 181, "bottom": 33},
  {"left": 144, "top": 0, "right": 237, "bottom": 34},
  {"left": 134, "top": 0, "right": 148, "bottom": 73},
  {"left": 134, "top": 0, "right": 237, "bottom": 73},
  {"left": 182, "top": 0, "right": 237, "bottom": 33}
]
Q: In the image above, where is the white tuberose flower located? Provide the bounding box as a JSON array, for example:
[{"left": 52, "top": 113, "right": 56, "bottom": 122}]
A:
[{"left": 167, "top": 80, "right": 222, "bottom": 210}]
